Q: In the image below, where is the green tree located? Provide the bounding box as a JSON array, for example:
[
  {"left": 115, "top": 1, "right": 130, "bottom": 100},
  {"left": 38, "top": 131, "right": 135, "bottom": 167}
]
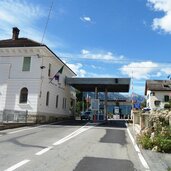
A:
[{"left": 141, "top": 99, "right": 146, "bottom": 108}]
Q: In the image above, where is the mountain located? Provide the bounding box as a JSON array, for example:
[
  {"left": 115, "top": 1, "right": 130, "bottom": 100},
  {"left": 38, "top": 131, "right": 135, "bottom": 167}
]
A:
[{"left": 84, "top": 92, "right": 145, "bottom": 103}]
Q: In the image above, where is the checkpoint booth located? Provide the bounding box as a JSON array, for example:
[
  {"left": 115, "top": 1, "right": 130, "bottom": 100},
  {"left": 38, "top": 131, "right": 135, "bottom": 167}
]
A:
[{"left": 66, "top": 77, "right": 130, "bottom": 121}]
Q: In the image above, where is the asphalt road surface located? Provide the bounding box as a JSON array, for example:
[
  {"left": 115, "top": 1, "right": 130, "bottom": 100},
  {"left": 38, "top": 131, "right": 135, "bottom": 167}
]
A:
[{"left": 0, "top": 120, "right": 149, "bottom": 171}]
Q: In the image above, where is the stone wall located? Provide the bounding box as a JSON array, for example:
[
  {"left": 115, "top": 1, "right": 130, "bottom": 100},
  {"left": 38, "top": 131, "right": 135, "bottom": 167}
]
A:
[{"left": 133, "top": 109, "right": 171, "bottom": 130}]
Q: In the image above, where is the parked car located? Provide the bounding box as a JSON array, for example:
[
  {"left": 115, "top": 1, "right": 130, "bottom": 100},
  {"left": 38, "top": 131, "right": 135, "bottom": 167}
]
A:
[
  {"left": 142, "top": 107, "right": 151, "bottom": 112},
  {"left": 81, "top": 111, "right": 92, "bottom": 120}
]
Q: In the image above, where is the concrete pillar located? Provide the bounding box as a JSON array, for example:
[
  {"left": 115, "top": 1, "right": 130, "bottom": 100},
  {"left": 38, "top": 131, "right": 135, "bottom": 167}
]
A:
[
  {"left": 104, "top": 88, "right": 108, "bottom": 121},
  {"left": 94, "top": 87, "right": 98, "bottom": 122},
  {"left": 95, "top": 87, "right": 98, "bottom": 99}
]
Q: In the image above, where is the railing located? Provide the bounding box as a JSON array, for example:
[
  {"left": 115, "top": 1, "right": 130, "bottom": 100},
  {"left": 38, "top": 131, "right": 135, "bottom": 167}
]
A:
[{"left": 0, "top": 109, "right": 28, "bottom": 124}]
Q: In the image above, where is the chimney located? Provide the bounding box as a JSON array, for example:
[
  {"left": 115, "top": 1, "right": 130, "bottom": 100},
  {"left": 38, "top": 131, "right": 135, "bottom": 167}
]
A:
[{"left": 12, "top": 27, "right": 20, "bottom": 40}]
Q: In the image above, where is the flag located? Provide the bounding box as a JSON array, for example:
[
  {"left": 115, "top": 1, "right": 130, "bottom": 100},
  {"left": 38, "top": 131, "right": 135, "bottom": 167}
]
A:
[
  {"left": 57, "top": 65, "right": 64, "bottom": 74},
  {"left": 49, "top": 65, "right": 64, "bottom": 83},
  {"left": 54, "top": 74, "right": 59, "bottom": 81}
]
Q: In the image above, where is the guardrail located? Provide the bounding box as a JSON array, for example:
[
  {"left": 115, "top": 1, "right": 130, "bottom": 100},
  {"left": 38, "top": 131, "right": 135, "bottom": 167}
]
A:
[{"left": 0, "top": 109, "right": 28, "bottom": 124}]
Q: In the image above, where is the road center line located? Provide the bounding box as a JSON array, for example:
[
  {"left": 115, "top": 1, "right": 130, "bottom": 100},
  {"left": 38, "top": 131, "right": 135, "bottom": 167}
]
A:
[
  {"left": 8, "top": 127, "right": 39, "bottom": 134},
  {"left": 53, "top": 125, "right": 93, "bottom": 146},
  {"left": 35, "top": 146, "right": 53, "bottom": 156},
  {"left": 7, "top": 121, "right": 65, "bottom": 135},
  {"left": 126, "top": 124, "right": 150, "bottom": 171},
  {"left": 4, "top": 159, "right": 30, "bottom": 171}
]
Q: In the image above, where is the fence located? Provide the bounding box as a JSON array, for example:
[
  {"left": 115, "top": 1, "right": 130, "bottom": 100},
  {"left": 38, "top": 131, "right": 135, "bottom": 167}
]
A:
[
  {"left": 133, "top": 110, "right": 171, "bottom": 130},
  {"left": 133, "top": 110, "right": 150, "bottom": 129},
  {"left": 0, "top": 109, "right": 28, "bottom": 124}
]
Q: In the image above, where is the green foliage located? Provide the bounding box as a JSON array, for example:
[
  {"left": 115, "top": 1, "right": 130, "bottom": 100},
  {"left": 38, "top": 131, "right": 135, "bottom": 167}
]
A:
[
  {"left": 137, "top": 108, "right": 171, "bottom": 153},
  {"left": 76, "top": 91, "right": 83, "bottom": 101},
  {"left": 153, "top": 136, "right": 171, "bottom": 153},
  {"left": 164, "top": 104, "right": 171, "bottom": 109},
  {"left": 168, "top": 167, "right": 171, "bottom": 171},
  {"left": 76, "top": 101, "right": 86, "bottom": 114},
  {"left": 141, "top": 99, "right": 146, "bottom": 108},
  {"left": 137, "top": 133, "right": 153, "bottom": 149}
]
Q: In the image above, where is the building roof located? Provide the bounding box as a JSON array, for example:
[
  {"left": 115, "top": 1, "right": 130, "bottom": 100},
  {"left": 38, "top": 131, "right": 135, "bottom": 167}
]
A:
[
  {"left": 0, "top": 27, "right": 76, "bottom": 76},
  {"left": 0, "top": 38, "right": 44, "bottom": 48},
  {"left": 66, "top": 77, "right": 130, "bottom": 92},
  {"left": 145, "top": 80, "right": 171, "bottom": 95}
]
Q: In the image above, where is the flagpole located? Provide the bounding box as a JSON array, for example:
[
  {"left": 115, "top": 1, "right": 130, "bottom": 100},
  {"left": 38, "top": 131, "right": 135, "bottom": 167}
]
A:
[
  {"left": 132, "top": 70, "right": 134, "bottom": 112},
  {"left": 49, "top": 65, "right": 64, "bottom": 84}
]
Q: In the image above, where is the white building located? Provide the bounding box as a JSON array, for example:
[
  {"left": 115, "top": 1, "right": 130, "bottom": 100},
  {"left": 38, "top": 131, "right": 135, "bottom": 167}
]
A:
[
  {"left": 145, "top": 80, "right": 171, "bottom": 111},
  {"left": 0, "top": 27, "right": 76, "bottom": 123}
]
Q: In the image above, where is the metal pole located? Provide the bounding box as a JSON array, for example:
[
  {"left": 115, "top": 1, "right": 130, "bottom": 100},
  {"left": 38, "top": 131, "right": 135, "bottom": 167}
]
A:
[
  {"left": 82, "top": 92, "right": 84, "bottom": 112},
  {"left": 105, "top": 88, "right": 108, "bottom": 121},
  {"left": 132, "top": 70, "right": 135, "bottom": 131}
]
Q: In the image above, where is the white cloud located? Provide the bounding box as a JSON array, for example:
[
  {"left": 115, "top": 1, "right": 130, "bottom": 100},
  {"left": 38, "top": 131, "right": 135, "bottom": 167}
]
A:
[
  {"left": 156, "top": 72, "right": 162, "bottom": 77},
  {"left": 88, "top": 73, "right": 117, "bottom": 78},
  {"left": 147, "top": 0, "right": 171, "bottom": 33},
  {"left": 66, "top": 63, "right": 87, "bottom": 77},
  {"left": 161, "top": 67, "right": 171, "bottom": 75},
  {"left": 91, "top": 65, "right": 103, "bottom": 70},
  {"left": 80, "top": 16, "right": 92, "bottom": 23},
  {"left": 0, "top": 0, "right": 44, "bottom": 38},
  {"left": 81, "top": 49, "right": 125, "bottom": 63},
  {"left": 0, "top": 0, "right": 63, "bottom": 48},
  {"left": 120, "top": 61, "right": 158, "bottom": 79},
  {"left": 81, "top": 49, "right": 90, "bottom": 55}
]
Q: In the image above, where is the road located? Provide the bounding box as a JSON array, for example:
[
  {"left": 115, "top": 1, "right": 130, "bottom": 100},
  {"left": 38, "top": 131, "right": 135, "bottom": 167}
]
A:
[{"left": 0, "top": 120, "right": 149, "bottom": 171}]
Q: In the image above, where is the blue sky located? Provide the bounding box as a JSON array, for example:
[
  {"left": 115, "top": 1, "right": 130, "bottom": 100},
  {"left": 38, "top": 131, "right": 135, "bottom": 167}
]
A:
[{"left": 0, "top": 0, "right": 171, "bottom": 95}]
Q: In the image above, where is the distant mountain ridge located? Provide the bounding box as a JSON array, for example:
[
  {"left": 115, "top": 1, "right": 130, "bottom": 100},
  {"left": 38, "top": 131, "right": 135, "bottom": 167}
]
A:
[{"left": 84, "top": 92, "right": 145, "bottom": 103}]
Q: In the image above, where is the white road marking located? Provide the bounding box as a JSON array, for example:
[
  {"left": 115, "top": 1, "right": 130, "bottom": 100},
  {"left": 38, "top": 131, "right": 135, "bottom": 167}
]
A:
[
  {"left": 8, "top": 127, "right": 39, "bottom": 134},
  {"left": 126, "top": 124, "right": 150, "bottom": 171},
  {"left": 7, "top": 121, "right": 64, "bottom": 134},
  {"left": 35, "top": 146, "right": 53, "bottom": 156},
  {"left": 53, "top": 125, "right": 93, "bottom": 146},
  {"left": 4, "top": 159, "right": 30, "bottom": 171}
]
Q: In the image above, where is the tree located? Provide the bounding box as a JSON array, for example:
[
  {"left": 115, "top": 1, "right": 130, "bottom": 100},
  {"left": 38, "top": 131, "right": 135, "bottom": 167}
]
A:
[
  {"left": 76, "top": 91, "right": 86, "bottom": 114},
  {"left": 141, "top": 99, "right": 147, "bottom": 108}
]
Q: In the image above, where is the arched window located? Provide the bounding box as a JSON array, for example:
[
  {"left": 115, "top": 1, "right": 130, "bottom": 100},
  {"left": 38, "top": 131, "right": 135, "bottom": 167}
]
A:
[{"left": 20, "top": 87, "right": 28, "bottom": 103}]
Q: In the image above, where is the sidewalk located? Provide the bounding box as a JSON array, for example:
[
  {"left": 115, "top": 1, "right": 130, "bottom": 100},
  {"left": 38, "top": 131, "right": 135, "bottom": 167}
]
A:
[{"left": 127, "top": 123, "right": 171, "bottom": 171}]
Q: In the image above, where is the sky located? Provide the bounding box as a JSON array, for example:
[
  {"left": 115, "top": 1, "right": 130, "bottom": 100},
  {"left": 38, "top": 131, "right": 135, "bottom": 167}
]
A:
[{"left": 0, "top": 0, "right": 171, "bottom": 95}]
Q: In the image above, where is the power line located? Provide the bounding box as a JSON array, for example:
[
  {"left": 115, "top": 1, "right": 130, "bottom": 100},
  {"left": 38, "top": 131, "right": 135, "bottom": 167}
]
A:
[{"left": 41, "top": 1, "right": 53, "bottom": 44}]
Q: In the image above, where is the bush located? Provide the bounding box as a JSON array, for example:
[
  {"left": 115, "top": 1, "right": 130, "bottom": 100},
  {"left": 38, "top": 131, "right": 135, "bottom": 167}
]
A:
[
  {"left": 137, "top": 133, "right": 153, "bottom": 150},
  {"left": 164, "top": 104, "right": 171, "bottom": 109},
  {"left": 137, "top": 126, "right": 171, "bottom": 153},
  {"left": 137, "top": 109, "right": 171, "bottom": 153},
  {"left": 154, "top": 136, "right": 171, "bottom": 153}
]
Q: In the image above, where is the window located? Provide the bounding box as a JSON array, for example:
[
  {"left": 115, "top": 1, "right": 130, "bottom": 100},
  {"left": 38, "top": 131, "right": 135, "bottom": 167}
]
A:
[
  {"left": 154, "top": 100, "right": 160, "bottom": 107},
  {"left": 22, "top": 57, "right": 31, "bottom": 71},
  {"left": 65, "top": 98, "right": 67, "bottom": 109},
  {"left": 164, "top": 84, "right": 169, "bottom": 88},
  {"left": 62, "top": 98, "right": 65, "bottom": 109},
  {"left": 46, "top": 91, "right": 49, "bottom": 106},
  {"left": 56, "top": 95, "right": 58, "bottom": 108},
  {"left": 150, "top": 92, "right": 155, "bottom": 96},
  {"left": 62, "top": 98, "right": 67, "bottom": 109},
  {"left": 48, "top": 63, "right": 51, "bottom": 77},
  {"left": 19, "top": 87, "right": 28, "bottom": 103},
  {"left": 164, "top": 95, "right": 169, "bottom": 102}
]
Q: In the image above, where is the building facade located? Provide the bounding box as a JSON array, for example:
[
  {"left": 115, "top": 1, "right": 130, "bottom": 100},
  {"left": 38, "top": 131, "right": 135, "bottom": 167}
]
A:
[
  {"left": 145, "top": 80, "right": 171, "bottom": 111},
  {"left": 0, "top": 27, "right": 76, "bottom": 123}
]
